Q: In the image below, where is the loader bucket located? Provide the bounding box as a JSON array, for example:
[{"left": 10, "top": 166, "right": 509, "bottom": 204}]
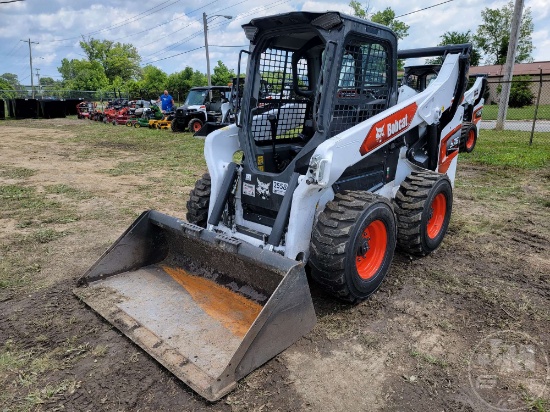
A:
[
  {"left": 193, "top": 122, "right": 229, "bottom": 137},
  {"left": 74, "top": 210, "right": 316, "bottom": 401}
]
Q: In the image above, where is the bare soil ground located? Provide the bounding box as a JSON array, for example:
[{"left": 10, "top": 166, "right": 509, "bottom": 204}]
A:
[{"left": 1, "top": 119, "right": 549, "bottom": 411}]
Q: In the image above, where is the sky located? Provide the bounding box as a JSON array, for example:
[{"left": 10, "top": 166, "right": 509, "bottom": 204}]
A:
[{"left": 1, "top": 0, "right": 549, "bottom": 86}]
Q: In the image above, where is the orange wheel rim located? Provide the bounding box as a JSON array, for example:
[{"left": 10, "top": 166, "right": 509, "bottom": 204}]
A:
[
  {"left": 355, "top": 220, "right": 387, "bottom": 280},
  {"left": 466, "top": 129, "right": 475, "bottom": 149},
  {"left": 193, "top": 122, "right": 201, "bottom": 132},
  {"left": 427, "top": 193, "right": 446, "bottom": 239}
]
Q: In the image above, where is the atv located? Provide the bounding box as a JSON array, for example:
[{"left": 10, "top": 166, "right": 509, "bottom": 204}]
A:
[{"left": 171, "top": 86, "right": 231, "bottom": 133}]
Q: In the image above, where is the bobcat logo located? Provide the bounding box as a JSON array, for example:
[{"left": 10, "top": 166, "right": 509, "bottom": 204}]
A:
[
  {"left": 256, "top": 179, "right": 271, "bottom": 200},
  {"left": 375, "top": 126, "right": 385, "bottom": 142}
]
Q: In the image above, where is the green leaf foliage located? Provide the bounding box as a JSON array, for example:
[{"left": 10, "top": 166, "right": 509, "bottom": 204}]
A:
[
  {"left": 211, "top": 60, "right": 235, "bottom": 86},
  {"left": 371, "top": 8, "right": 409, "bottom": 40},
  {"left": 474, "top": 1, "right": 534, "bottom": 64},
  {"left": 79, "top": 37, "right": 141, "bottom": 82},
  {"left": 166, "top": 67, "right": 207, "bottom": 101},
  {"left": 426, "top": 31, "right": 481, "bottom": 66}
]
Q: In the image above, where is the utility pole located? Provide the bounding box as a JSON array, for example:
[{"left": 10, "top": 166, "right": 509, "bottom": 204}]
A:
[
  {"left": 203, "top": 12, "right": 211, "bottom": 89},
  {"left": 35, "top": 68, "right": 40, "bottom": 96},
  {"left": 21, "top": 38, "right": 39, "bottom": 99},
  {"left": 202, "top": 13, "right": 232, "bottom": 89},
  {"left": 495, "top": 0, "right": 524, "bottom": 130}
]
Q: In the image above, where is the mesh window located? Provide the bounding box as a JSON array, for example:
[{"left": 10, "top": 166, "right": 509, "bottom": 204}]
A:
[
  {"left": 329, "top": 39, "right": 390, "bottom": 137},
  {"left": 250, "top": 48, "right": 311, "bottom": 144}
]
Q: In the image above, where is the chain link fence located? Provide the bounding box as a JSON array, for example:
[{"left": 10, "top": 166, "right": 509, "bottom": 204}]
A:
[
  {"left": 3, "top": 80, "right": 550, "bottom": 135},
  {"left": 481, "top": 78, "right": 550, "bottom": 142}
]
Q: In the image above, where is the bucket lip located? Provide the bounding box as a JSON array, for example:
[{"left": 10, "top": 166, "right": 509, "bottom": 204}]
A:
[{"left": 147, "top": 210, "right": 305, "bottom": 273}]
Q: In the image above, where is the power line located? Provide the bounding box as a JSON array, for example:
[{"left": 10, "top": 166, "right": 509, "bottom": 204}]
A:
[
  {"left": 87, "top": 0, "right": 221, "bottom": 45},
  {"left": 143, "top": 0, "right": 291, "bottom": 60},
  {"left": 0, "top": 0, "right": 25, "bottom": 3},
  {"left": 142, "top": 46, "right": 205, "bottom": 65},
  {"left": 48, "top": 0, "right": 182, "bottom": 43},
  {"left": 210, "top": 45, "right": 248, "bottom": 47},
  {"left": 396, "top": 0, "right": 454, "bottom": 18}
]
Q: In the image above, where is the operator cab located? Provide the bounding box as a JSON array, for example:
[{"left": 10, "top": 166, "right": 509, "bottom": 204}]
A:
[
  {"left": 234, "top": 12, "right": 398, "bottom": 229},
  {"left": 240, "top": 12, "right": 397, "bottom": 175}
]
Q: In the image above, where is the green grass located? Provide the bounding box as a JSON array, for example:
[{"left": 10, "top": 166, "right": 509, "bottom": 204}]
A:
[
  {"left": 0, "top": 340, "right": 80, "bottom": 411},
  {"left": 461, "top": 130, "right": 550, "bottom": 169},
  {"left": 481, "top": 104, "right": 550, "bottom": 120},
  {"left": 0, "top": 185, "right": 58, "bottom": 219},
  {"left": 0, "top": 166, "right": 37, "bottom": 179},
  {"left": 44, "top": 184, "right": 92, "bottom": 200}
]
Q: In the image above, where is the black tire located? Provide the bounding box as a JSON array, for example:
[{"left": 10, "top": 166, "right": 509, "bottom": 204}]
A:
[
  {"left": 309, "top": 191, "right": 397, "bottom": 303},
  {"left": 171, "top": 118, "right": 181, "bottom": 132},
  {"left": 188, "top": 118, "right": 203, "bottom": 133},
  {"left": 394, "top": 171, "right": 453, "bottom": 256},
  {"left": 186, "top": 174, "right": 211, "bottom": 227},
  {"left": 134, "top": 122, "right": 141, "bottom": 128},
  {"left": 460, "top": 122, "right": 477, "bottom": 153}
]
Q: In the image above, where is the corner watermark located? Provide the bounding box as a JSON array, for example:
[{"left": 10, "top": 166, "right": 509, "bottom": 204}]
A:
[{"left": 468, "top": 330, "right": 549, "bottom": 411}]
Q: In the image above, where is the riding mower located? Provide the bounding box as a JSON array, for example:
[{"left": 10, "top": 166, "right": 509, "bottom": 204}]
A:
[
  {"left": 152, "top": 110, "right": 176, "bottom": 130},
  {"left": 132, "top": 104, "right": 162, "bottom": 128},
  {"left": 76, "top": 101, "right": 94, "bottom": 119}
]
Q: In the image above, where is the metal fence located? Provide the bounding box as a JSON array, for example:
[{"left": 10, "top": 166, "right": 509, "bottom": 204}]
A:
[{"left": 482, "top": 78, "right": 550, "bottom": 139}]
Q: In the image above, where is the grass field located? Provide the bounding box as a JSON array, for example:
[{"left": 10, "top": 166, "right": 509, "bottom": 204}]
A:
[
  {"left": 0, "top": 118, "right": 548, "bottom": 412},
  {"left": 482, "top": 104, "right": 550, "bottom": 121},
  {"left": 470, "top": 129, "right": 550, "bottom": 169}
]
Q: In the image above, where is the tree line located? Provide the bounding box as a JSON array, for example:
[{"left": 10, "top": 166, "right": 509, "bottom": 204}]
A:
[
  {"left": 349, "top": 0, "right": 534, "bottom": 67},
  {"left": 0, "top": 1, "right": 534, "bottom": 100},
  {"left": 1, "top": 37, "right": 236, "bottom": 100}
]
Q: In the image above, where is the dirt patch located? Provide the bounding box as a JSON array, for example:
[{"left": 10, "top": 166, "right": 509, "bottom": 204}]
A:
[{"left": 0, "top": 119, "right": 549, "bottom": 411}]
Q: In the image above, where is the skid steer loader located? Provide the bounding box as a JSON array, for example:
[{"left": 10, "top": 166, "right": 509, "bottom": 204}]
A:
[{"left": 75, "top": 11, "right": 480, "bottom": 401}]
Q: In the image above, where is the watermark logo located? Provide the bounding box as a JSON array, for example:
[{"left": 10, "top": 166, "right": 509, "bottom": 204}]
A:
[{"left": 468, "top": 330, "right": 548, "bottom": 411}]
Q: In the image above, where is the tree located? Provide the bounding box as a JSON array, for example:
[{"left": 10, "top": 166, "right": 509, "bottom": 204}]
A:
[
  {"left": 349, "top": 2, "right": 409, "bottom": 40},
  {"left": 427, "top": 31, "right": 481, "bottom": 66},
  {"left": 80, "top": 37, "right": 141, "bottom": 82},
  {"left": 58, "top": 58, "right": 109, "bottom": 90},
  {"left": 211, "top": 61, "right": 235, "bottom": 86},
  {"left": 371, "top": 8, "right": 409, "bottom": 40},
  {"left": 349, "top": 2, "right": 409, "bottom": 69},
  {"left": 139, "top": 65, "right": 168, "bottom": 97},
  {"left": 474, "top": 1, "right": 534, "bottom": 65},
  {"left": 349, "top": 0, "right": 370, "bottom": 19},
  {"left": 0, "top": 78, "right": 17, "bottom": 98},
  {"left": 39, "top": 77, "right": 56, "bottom": 87},
  {"left": 167, "top": 67, "right": 207, "bottom": 99},
  {"left": 1, "top": 73, "right": 24, "bottom": 91},
  {"left": 496, "top": 75, "right": 534, "bottom": 108}
]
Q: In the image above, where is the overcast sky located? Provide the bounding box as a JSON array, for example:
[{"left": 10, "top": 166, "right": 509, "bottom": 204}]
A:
[{"left": 1, "top": 0, "right": 549, "bottom": 85}]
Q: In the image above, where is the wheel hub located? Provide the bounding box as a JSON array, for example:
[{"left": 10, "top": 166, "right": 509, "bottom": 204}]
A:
[{"left": 358, "top": 237, "right": 370, "bottom": 257}]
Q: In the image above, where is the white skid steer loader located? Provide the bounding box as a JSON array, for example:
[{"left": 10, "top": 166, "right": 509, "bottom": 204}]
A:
[{"left": 75, "top": 11, "right": 483, "bottom": 401}]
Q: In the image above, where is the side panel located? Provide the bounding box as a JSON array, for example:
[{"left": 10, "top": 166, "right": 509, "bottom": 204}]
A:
[{"left": 204, "top": 125, "right": 241, "bottom": 218}]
